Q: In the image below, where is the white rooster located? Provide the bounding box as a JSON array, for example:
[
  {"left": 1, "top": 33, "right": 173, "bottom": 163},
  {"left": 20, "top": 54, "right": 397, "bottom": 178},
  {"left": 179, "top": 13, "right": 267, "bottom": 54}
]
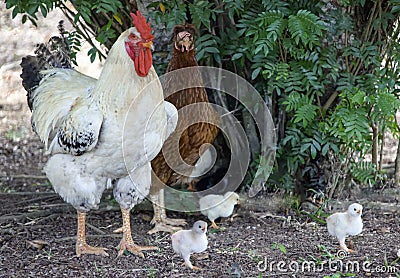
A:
[{"left": 20, "top": 12, "right": 177, "bottom": 257}]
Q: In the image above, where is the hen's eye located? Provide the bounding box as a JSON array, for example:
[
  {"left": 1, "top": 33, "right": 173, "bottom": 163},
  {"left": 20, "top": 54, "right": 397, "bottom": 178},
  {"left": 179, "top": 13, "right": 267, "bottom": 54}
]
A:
[
  {"left": 354, "top": 208, "right": 357, "bottom": 211},
  {"left": 199, "top": 225, "right": 202, "bottom": 228}
]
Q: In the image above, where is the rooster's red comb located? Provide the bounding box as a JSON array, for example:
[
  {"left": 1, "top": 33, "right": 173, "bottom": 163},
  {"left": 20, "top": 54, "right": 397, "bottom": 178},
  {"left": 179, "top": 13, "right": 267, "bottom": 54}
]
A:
[{"left": 131, "top": 11, "right": 154, "bottom": 41}]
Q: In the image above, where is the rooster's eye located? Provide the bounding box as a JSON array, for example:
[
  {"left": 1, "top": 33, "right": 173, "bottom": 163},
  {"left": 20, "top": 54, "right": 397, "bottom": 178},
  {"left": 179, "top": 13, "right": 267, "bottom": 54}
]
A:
[{"left": 129, "top": 34, "right": 138, "bottom": 40}]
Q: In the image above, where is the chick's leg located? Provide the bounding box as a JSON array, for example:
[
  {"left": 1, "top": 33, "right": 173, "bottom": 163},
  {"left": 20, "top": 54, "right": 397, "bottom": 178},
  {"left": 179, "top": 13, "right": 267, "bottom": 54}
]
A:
[
  {"left": 76, "top": 211, "right": 109, "bottom": 257},
  {"left": 183, "top": 254, "right": 200, "bottom": 270},
  {"left": 148, "top": 189, "right": 186, "bottom": 234},
  {"left": 118, "top": 208, "right": 158, "bottom": 257},
  {"left": 338, "top": 236, "right": 353, "bottom": 253}
]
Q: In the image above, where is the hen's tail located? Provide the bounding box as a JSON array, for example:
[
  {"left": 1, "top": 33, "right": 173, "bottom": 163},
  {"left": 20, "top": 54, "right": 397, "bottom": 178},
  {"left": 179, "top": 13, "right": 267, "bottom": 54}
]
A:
[{"left": 20, "top": 20, "right": 72, "bottom": 110}]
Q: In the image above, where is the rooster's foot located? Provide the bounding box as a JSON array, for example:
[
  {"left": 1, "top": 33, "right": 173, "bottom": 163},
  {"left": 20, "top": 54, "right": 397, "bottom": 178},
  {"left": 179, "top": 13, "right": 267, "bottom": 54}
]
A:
[
  {"left": 117, "top": 238, "right": 158, "bottom": 257},
  {"left": 186, "top": 183, "right": 196, "bottom": 191},
  {"left": 148, "top": 222, "right": 183, "bottom": 234},
  {"left": 76, "top": 242, "right": 109, "bottom": 257},
  {"left": 161, "top": 217, "right": 187, "bottom": 226},
  {"left": 150, "top": 215, "right": 187, "bottom": 226},
  {"left": 113, "top": 227, "right": 123, "bottom": 233}
]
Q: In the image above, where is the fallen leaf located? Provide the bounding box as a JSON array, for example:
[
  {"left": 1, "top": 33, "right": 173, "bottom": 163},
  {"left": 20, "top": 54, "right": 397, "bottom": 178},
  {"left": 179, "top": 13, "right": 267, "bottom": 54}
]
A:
[{"left": 26, "top": 239, "right": 49, "bottom": 250}]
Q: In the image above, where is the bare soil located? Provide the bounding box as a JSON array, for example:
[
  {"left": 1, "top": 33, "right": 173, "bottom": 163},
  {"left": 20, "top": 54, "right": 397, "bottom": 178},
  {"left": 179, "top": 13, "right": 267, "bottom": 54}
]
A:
[{"left": 1, "top": 3, "right": 400, "bottom": 278}]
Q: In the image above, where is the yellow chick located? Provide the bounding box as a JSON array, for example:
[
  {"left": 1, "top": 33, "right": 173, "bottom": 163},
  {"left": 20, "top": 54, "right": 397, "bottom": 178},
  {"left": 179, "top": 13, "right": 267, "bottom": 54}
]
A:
[
  {"left": 171, "top": 220, "right": 208, "bottom": 270},
  {"left": 326, "top": 203, "right": 363, "bottom": 252},
  {"left": 199, "top": 192, "right": 240, "bottom": 229}
]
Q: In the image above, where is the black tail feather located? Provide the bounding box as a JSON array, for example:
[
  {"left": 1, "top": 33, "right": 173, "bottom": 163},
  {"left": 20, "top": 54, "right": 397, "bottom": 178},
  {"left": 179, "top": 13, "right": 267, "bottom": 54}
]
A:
[{"left": 20, "top": 20, "right": 72, "bottom": 111}]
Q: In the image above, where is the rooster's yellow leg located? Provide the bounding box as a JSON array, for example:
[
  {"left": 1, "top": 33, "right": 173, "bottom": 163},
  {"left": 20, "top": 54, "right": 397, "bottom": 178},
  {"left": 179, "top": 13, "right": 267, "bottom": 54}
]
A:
[
  {"left": 186, "top": 181, "right": 196, "bottom": 191},
  {"left": 210, "top": 221, "right": 220, "bottom": 229},
  {"left": 118, "top": 208, "right": 158, "bottom": 257},
  {"left": 148, "top": 190, "right": 186, "bottom": 234},
  {"left": 76, "top": 211, "right": 109, "bottom": 257},
  {"left": 159, "top": 189, "right": 186, "bottom": 226}
]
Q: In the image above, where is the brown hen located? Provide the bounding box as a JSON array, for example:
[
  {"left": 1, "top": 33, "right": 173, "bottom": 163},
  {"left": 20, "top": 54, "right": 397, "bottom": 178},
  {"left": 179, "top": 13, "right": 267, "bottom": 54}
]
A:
[{"left": 148, "top": 24, "right": 220, "bottom": 234}]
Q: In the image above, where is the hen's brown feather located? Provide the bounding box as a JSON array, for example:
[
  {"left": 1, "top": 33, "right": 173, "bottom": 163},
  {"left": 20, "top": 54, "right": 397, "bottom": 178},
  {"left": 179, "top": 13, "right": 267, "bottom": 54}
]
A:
[{"left": 151, "top": 24, "right": 220, "bottom": 188}]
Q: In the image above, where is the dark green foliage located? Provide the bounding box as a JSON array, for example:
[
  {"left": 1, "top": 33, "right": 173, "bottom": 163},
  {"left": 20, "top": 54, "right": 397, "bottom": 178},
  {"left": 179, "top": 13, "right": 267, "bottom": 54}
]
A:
[
  {"left": 6, "top": 0, "right": 134, "bottom": 61},
  {"left": 6, "top": 0, "right": 400, "bottom": 196},
  {"left": 147, "top": 0, "right": 400, "bottom": 192}
]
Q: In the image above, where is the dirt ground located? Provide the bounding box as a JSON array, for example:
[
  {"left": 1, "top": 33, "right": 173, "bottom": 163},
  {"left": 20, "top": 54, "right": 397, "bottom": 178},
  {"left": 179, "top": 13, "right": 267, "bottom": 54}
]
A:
[{"left": 1, "top": 3, "right": 400, "bottom": 278}]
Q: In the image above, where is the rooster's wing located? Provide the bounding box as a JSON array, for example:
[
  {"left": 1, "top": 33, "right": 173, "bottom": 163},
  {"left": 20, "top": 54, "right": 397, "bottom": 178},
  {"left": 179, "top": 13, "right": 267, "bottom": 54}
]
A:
[{"left": 28, "top": 68, "right": 103, "bottom": 155}]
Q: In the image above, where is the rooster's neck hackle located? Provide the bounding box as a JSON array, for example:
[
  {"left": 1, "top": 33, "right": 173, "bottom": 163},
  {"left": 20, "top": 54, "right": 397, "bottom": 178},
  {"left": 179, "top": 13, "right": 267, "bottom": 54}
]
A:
[{"left": 93, "top": 28, "right": 158, "bottom": 113}]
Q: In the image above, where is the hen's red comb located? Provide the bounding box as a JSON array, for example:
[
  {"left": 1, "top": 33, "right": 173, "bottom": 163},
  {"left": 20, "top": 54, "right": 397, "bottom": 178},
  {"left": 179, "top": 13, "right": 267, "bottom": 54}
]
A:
[{"left": 131, "top": 11, "right": 154, "bottom": 41}]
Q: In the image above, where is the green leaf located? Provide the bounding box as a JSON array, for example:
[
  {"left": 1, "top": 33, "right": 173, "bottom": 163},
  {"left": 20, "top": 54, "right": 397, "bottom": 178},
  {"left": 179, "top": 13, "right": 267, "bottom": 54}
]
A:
[
  {"left": 12, "top": 7, "right": 19, "bottom": 18},
  {"left": 330, "top": 143, "right": 339, "bottom": 153},
  {"left": 232, "top": 53, "right": 243, "bottom": 60},
  {"left": 310, "top": 145, "right": 317, "bottom": 159},
  {"left": 300, "top": 143, "right": 310, "bottom": 153},
  {"left": 252, "top": 67, "right": 262, "bottom": 80},
  {"left": 272, "top": 242, "right": 287, "bottom": 254},
  {"left": 196, "top": 48, "right": 205, "bottom": 61},
  {"left": 204, "top": 47, "right": 219, "bottom": 53},
  {"left": 88, "top": 47, "right": 97, "bottom": 63},
  {"left": 39, "top": 4, "right": 47, "bottom": 17},
  {"left": 28, "top": 4, "right": 38, "bottom": 15}
]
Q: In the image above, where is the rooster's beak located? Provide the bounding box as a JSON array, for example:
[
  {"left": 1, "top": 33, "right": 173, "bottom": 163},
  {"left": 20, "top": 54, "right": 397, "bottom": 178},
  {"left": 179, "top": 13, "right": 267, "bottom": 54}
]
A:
[{"left": 142, "top": 41, "right": 153, "bottom": 50}]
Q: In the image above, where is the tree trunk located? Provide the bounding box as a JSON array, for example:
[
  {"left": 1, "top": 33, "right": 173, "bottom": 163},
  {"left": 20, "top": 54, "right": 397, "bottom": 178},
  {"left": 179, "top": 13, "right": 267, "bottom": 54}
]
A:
[
  {"left": 371, "top": 122, "right": 379, "bottom": 166},
  {"left": 378, "top": 131, "right": 384, "bottom": 171},
  {"left": 395, "top": 140, "right": 400, "bottom": 187},
  {"left": 242, "top": 109, "right": 260, "bottom": 161}
]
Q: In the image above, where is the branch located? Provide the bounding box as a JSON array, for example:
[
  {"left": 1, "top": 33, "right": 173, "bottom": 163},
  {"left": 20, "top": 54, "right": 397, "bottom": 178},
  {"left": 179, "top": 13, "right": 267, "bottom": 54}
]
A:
[
  {"left": 59, "top": 2, "right": 107, "bottom": 60},
  {"left": 322, "top": 91, "right": 338, "bottom": 111}
]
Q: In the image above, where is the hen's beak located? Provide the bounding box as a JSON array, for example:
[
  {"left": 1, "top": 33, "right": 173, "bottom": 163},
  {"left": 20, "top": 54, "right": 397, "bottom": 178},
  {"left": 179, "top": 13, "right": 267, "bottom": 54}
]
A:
[
  {"left": 357, "top": 209, "right": 361, "bottom": 214},
  {"left": 182, "top": 40, "right": 193, "bottom": 51},
  {"left": 201, "top": 226, "right": 206, "bottom": 232},
  {"left": 237, "top": 200, "right": 241, "bottom": 205},
  {"left": 142, "top": 41, "right": 153, "bottom": 50}
]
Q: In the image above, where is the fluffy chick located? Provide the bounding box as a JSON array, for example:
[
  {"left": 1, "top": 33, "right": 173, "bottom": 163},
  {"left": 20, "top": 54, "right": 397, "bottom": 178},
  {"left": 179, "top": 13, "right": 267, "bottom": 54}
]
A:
[
  {"left": 199, "top": 192, "right": 240, "bottom": 229},
  {"left": 171, "top": 220, "right": 208, "bottom": 270},
  {"left": 326, "top": 203, "right": 363, "bottom": 252}
]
